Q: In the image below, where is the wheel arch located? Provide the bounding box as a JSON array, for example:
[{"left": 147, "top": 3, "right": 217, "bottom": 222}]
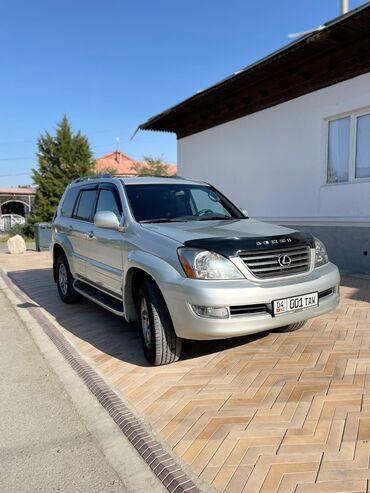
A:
[
  {"left": 52, "top": 243, "right": 66, "bottom": 282},
  {"left": 123, "top": 251, "right": 184, "bottom": 324},
  {"left": 123, "top": 267, "right": 154, "bottom": 323}
]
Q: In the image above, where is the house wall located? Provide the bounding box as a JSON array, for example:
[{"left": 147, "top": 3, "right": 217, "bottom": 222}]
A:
[
  {"left": 178, "top": 73, "right": 370, "bottom": 272},
  {"left": 178, "top": 73, "right": 370, "bottom": 220}
]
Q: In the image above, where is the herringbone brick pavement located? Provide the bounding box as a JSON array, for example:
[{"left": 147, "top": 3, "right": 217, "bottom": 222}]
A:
[{"left": 2, "top": 252, "right": 370, "bottom": 493}]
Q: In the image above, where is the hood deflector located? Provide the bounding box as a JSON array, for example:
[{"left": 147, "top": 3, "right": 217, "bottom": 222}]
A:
[{"left": 183, "top": 232, "right": 315, "bottom": 257}]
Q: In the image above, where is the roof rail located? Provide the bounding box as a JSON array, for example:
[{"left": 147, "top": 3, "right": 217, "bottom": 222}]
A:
[
  {"left": 110, "top": 173, "right": 184, "bottom": 179},
  {"left": 71, "top": 173, "right": 185, "bottom": 184},
  {"left": 71, "top": 173, "right": 112, "bottom": 183}
]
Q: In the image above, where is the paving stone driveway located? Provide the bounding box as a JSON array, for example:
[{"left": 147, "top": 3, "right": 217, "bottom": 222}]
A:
[{"left": 2, "top": 251, "right": 370, "bottom": 493}]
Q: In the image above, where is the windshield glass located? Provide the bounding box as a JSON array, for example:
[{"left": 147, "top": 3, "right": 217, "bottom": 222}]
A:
[{"left": 124, "top": 183, "right": 244, "bottom": 223}]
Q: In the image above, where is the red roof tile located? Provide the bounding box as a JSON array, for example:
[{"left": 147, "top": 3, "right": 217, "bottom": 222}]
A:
[{"left": 95, "top": 151, "right": 177, "bottom": 176}]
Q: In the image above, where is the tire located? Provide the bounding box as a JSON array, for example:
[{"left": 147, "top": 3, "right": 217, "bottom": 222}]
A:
[
  {"left": 275, "top": 320, "right": 306, "bottom": 333},
  {"left": 56, "top": 254, "right": 82, "bottom": 304},
  {"left": 138, "top": 279, "right": 182, "bottom": 366}
]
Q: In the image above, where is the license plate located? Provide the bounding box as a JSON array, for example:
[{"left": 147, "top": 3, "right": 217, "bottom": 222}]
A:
[{"left": 273, "top": 292, "right": 318, "bottom": 316}]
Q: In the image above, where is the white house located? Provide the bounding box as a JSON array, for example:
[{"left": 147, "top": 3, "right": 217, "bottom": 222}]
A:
[{"left": 140, "top": 4, "right": 370, "bottom": 272}]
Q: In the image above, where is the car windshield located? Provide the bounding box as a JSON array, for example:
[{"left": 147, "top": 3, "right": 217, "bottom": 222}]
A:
[{"left": 124, "top": 183, "right": 244, "bottom": 223}]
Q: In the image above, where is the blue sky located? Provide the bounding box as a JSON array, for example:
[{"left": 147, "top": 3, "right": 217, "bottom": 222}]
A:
[{"left": 0, "top": 0, "right": 366, "bottom": 187}]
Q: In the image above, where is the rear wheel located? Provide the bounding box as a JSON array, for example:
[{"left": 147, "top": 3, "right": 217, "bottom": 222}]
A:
[
  {"left": 138, "top": 279, "right": 182, "bottom": 366},
  {"left": 56, "top": 254, "right": 82, "bottom": 304},
  {"left": 275, "top": 321, "right": 306, "bottom": 333}
]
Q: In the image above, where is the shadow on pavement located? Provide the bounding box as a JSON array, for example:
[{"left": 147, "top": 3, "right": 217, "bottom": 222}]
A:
[
  {"left": 8, "top": 267, "right": 270, "bottom": 367},
  {"left": 340, "top": 275, "right": 370, "bottom": 303}
]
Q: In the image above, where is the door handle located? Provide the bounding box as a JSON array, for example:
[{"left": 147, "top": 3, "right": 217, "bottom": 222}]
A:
[{"left": 88, "top": 231, "right": 95, "bottom": 239}]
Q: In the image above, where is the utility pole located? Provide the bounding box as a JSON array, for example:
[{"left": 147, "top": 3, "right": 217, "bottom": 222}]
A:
[{"left": 341, "top": 0, "right": 349, "bottom": 15}]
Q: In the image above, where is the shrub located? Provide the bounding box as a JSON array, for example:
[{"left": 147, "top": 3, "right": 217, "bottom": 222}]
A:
[{"left": 8, "top": 222, "right": 35, "bottom": 239}]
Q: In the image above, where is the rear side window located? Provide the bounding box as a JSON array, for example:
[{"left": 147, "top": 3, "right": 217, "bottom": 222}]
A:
[
  {"left": 61, "top": 187, "right": 80, "bottom": 217},
  {"left": 95, "top": 189, "right": 122, "bottom": 219},
  {"left": 74, "top": 189, "right": 98, "bottom": 221}
]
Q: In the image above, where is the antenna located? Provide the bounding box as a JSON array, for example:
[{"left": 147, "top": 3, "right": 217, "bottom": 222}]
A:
[
  {"left": 341, "top": 0, "right": 349, "bottom": 14},
  {"left": 115, "top": 137, "right": 121, "bottom": 164}
]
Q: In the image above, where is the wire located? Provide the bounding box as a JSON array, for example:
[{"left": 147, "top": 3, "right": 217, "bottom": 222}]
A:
[{"left": 0, "top": 172, "right": 31, "bottom": 178}]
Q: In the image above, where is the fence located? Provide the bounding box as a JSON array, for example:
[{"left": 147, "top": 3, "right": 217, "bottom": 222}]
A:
[{"left": 0, "top": 214, "right": 25, "bottom": 232}]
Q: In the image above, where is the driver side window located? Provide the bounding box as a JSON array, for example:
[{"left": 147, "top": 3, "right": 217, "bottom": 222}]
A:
[{"left": 95, "top": 189, "right": 121, "bottom": 220}]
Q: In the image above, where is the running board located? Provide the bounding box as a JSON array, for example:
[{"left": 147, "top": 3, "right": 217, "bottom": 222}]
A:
[{"left": 74, "top": 280, "right": 124, "bottom": 317}]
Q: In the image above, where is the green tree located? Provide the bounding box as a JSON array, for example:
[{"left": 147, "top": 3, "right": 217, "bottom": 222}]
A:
[
  {"left": 30, "top": 115, "right": 93, "bottom": 223},
  {"left": 131, "top": 155, "right": 171, "bottom": 176}
]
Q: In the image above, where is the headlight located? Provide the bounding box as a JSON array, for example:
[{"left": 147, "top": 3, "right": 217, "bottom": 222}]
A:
[
  {"left": 177, "top": 248, "right": 244, "bottom": 280},
  {"left": 314, "top": 238, "right": 329, "bottom": 267}
]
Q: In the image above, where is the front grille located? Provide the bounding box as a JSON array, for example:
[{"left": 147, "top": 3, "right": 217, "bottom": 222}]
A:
[
  {"left": 229, "top": 304, "right": 268, "bottom": 317},
  {"left": 240, "top": 245, "right": 311, "bottom": 279}
]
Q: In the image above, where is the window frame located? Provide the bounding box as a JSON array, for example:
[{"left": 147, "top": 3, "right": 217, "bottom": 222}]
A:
[
  {"left": 61, "top": 186, "right": 81, "bottom": 218},
  {"left": 72, "top": 186, "right": 99, "bottom": 222},
  {"left": 325, "top": 107, "right": 370, "bottom": 186},
  {"left": 93, "top": 183, "right": 123, "bottom": 219}
]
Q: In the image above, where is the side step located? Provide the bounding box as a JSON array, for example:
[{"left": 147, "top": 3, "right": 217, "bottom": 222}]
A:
[{"left": 74, "top": 280, "right": 124, "bottom": 317}]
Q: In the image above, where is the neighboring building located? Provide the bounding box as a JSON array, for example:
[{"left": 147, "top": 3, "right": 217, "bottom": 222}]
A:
[
  {"left": 0, "top": 187, "right": 36, "bottom": 232},
  {"left": 139, "top": 4, "right": 370, "bottom": 272},
  {"left": 95, "top": 150, "right": 177, "bottom": 176}
]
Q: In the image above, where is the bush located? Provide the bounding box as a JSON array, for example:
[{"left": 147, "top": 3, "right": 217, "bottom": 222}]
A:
[{"left": 8, "top": 222, "right": 35, "bottom": 240}]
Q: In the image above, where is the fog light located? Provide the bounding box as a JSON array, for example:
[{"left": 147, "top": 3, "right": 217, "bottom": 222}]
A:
[{"left": 192, "top": 305, "right": 230, "bottom": 319}]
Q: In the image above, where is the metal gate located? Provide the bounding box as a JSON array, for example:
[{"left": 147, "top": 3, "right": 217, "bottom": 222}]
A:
[{"left": 0, "top": 214, "right": 25, "bottom": 232}]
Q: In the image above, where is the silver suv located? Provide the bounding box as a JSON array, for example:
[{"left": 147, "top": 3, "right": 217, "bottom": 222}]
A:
[{"left": 52, "top": 175, "right": 340, "bottom": 365}]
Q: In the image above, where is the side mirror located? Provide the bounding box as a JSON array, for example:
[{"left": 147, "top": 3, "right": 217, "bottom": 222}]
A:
[
  {"left": 94, "top": 211, "right": 120, "bottom": 230},
  {"left": 240, "top": 208, "right": 249, "bottom": 218}
]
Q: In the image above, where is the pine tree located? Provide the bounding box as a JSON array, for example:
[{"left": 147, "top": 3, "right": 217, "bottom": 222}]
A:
[{"left": 30, "top": 115, "right": 93, "bottom": 223}]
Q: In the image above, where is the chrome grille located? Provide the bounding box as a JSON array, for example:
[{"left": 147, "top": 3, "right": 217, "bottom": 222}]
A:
[{"left": 240, "top": 245, "right": 311, "bottom": 279}]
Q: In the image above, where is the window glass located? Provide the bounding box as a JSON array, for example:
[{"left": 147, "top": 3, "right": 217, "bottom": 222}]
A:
[
  {"left": 95, "top": 189, "right": 121, "bottom": 219},
  {"left": 355, "top": 113, "right": 370, "bottom": 179},
  {"left": 125, "top": 184, "right": 242, "bottom": 222},
  {"left": 61, "top": 187, "right": 79, "bottom": 217},
  {"left": 74, "top": 189, "right": 97, "bottom": 221},
  {"left": 327, "top": 117, "right": 350, "bottom": 183},
  {"left": 190, "top": 188, "right": 226, "bottom": 215}
]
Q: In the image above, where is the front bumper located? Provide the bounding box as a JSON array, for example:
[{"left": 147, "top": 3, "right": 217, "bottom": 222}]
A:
[{"left": 160, "top": 262, "right": 340, "bottom": 340}]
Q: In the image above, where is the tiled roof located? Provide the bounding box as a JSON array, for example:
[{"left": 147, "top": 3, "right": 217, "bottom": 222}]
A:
[
  {"left": 95, "top": 151, "right": 177, "bottom": 176},
  {"left": 0, "top": 187, "right": 36, "bottom": 195}
]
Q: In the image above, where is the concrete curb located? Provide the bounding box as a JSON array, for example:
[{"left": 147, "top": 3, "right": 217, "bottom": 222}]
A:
[{"left": 0, "top": 269, "right": 204, "bottom": 493}]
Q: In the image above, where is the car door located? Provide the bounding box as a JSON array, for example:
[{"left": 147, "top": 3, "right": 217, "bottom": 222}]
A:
[
  {"left": 86, "top": 183, "right": 124, "bottom": 298},
  {"left": 70, "top": 185, "right": 99, "bottom": 280}
]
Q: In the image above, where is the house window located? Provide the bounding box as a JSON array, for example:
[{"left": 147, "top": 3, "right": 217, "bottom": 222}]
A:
[
  {"left": 327, "top": 110, "right": 370, "bottom": 184},
  {"left": 327, "top": 117, "right": 350, "bottom": 183},
  {"left": 356, "top": 114, "right": 370, "bottom": 179}
]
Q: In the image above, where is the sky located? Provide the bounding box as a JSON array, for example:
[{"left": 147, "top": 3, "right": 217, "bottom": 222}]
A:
[{"left": 0, "top": 0, "right": 367, "bottom": 187}]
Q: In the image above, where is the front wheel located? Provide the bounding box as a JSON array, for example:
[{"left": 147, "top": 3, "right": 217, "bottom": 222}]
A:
[
  {"left": 275, "top": 321, "right": 306, "bottom": 333},
  {"left": 138, "top": 279, "right": 182, "bottom": 366}
]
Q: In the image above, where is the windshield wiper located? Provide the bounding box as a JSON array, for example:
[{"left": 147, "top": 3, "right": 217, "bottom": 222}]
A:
[
  {"left": 140, "top": 218, "right": 188, "bottom": 224},
  {"left": 196, "top": 216, "right": 238, "bottom": 221}
]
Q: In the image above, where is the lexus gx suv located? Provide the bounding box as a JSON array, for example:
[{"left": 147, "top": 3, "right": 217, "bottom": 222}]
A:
[{"left": 52, "top": 175, "right": 340, "bottom": 365}]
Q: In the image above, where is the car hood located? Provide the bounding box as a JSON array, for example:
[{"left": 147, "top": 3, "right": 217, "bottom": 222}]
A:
[
  {"left": 141, "top": 218, "right": 296, "bottom": 244},
  {"left": 141, "top": 219, "right": 316, "bottom": 257}
]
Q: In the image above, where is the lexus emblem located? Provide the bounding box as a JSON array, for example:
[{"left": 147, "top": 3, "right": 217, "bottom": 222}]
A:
[{"left": 278, "top": 255, "right": 291, "bottom": 267}]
